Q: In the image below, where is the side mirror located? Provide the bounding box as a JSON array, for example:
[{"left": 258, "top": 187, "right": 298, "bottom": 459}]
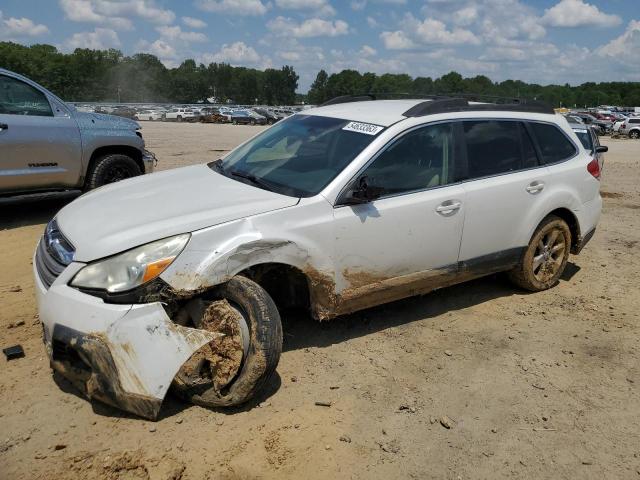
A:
[
  {"left": 595, "top": 146, "right": 608, "bottom": 153},
  {"left": 342, "top": 175, "right": 385, "bottom": 205}
]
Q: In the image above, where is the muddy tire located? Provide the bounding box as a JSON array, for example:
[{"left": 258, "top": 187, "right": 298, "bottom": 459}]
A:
[
  {"left": 85, "top": 153, "right": 141, "bottom": 190},
  {"left": 174, "top": 276, "right": 282, "bottom": 408},
  {"left": 508, "top": 215, "right": 571, "bottom": 292}
]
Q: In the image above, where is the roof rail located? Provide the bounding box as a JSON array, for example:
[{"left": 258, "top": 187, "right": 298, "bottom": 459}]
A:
[
  {"left": 403, "top": 98, "right": 554, "bottom": 116},
  {"left": 318, "top": 92, "right": 554, "bottom": 116},
  {"left": 320, "top": 94, "right": 377, "bottom": 106}
]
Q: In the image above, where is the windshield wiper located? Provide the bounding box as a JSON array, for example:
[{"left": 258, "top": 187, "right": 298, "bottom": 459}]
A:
[{"left": 229, "top": 169, "right": 275, "bottom": 192}]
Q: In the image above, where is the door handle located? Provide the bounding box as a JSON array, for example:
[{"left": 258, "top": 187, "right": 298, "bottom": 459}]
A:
[
  {"left": 0, "top": 123, "right": 8, "bottom": 131},
  {"left": 526, "top": 181, "right": 545, "bottom": 194},
  {"left": 436, "top": 200, "right": 461, "bottom": 215}
]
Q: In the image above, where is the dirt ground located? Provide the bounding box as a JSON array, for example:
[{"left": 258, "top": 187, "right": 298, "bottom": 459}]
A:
[{"left": 1, "top": 122, "right": 639, "bottom": 480}]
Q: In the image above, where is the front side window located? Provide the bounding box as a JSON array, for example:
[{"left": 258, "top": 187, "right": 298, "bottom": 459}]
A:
[
  {"left": 361, "top": 123, "right": 454, "bottom": 196},
  {"left": 529, "top": 122, "right": 577, "bottom": 164},
  {"left": 215, "top": 115, "right": 383, "bottom": 197},
  {"left": 0, "top": 75, "right": 53, "bottom": 117},
  {"left": 463, "top": 120, "right": 538, "bottom": 179}
]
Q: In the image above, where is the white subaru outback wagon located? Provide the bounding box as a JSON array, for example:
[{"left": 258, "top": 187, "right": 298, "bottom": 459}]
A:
[{"left": 34, "top": 96, "right": 603, "bottom": 419}]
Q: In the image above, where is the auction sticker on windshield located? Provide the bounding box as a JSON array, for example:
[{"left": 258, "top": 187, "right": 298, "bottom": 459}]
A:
[{"left": 342, "top": 121, "right": 384, "bottom": 135}]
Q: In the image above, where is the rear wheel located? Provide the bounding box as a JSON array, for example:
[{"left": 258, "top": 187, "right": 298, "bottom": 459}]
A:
[
  {"left": 508, "top": 216, "right": 571, "bottom": 291},
  {"left": 630, "top": 130, "right": 640, "bottom": 139},
  {"left": 85, "top": 153, "right": 141, "bottom": 190},
  {"left": 173, "top": 276, "right": 282, "bottom": 408}
]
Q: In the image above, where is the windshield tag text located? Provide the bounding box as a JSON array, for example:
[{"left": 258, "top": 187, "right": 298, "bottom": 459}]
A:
[{"left": 342, "top": 122, "right": 383, "bottom": 135}]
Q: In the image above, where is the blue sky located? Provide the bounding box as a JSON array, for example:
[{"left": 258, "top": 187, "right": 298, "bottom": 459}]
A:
[{"left": 0, "top": 0, "right": 638, "bottom": 91}]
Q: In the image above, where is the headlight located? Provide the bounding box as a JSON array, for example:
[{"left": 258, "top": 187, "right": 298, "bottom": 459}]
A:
[{"left": 70, "top": 234, "right": 190, "bottom": 293}]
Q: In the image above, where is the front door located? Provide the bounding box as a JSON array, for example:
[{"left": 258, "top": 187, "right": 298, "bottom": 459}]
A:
[
  {"left": 332, "top": 122, "right": 466, "bottom": 315},
  {"left": 0, "top": 74, "right": 82, "bottom": 192}
]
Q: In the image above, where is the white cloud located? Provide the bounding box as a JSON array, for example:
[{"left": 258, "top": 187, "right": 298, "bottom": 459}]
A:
[
  {"left": 597, "top": 20, "right": 640, "bottom": 66},
  {"left": 453, "top": 5, "right": 477, "bottom": 27},
  {"left": 267, "top": 16, "right": 349, "bottom": 37},
  {"left": 380, "top": 30, "right": 415, "bottom": 50},
  {"left": 207, "top": 41, "right": 261, "bottom": 64},
  {"left": 58, "top": 0, "right": 175, "bottom": 30},
  {"left": 63, "top": 27, "right": 121, "bottom": 50},
  {"left": 0, "top": 11, "right": 49, "bottom": 38},
  {"left": 367, "top": 16, "right": 378, "bottom": 28},
  {"left": 359, "top": 44, "right": 377, "bottom": 57},
  {"left": 278, "top": 50, "right": 301, "bottom": 61},
  {"left": 155, "top": 25, "right": 207, "bottom": 43},
  {"left": 275, "top": 0, "right": 335, "bottom": 17},
  {"left": 480, "top": 47, "right": 527, "bottom": 61},
  {"left": 542, "top": 0, "right": 621, "bottom": 28},
  {"left": 182, "top": 16, "right": 207, "bottom": 29},
  {"left": 381, "top": 14, "right": 479, "bottom": 49},
  {"left": 196, "top": 0, "right": 268, "bottom": 16}
]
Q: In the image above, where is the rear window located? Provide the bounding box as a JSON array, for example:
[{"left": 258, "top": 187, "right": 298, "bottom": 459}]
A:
[{"left": 528, "top": 123, "right": 577, "bottom": 164}]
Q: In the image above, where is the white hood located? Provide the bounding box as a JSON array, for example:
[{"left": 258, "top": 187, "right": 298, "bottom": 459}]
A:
[{"left": 57, "top": 164, "right": 299, "bottom": 261}]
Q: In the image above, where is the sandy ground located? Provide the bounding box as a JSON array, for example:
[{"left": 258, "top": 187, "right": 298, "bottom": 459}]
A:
[{"left": 1, "top": 122, "right": 639, "bottom": 480}]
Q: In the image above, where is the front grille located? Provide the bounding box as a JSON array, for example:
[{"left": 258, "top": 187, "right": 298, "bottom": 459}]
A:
[{"left": 35, "top": 219, "right": 74, "bottom": 289}]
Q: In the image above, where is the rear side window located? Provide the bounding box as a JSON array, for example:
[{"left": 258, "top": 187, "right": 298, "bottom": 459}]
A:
[
  {"left": 630, "top": 119, "right": 640, "bottom": 124},
  {"left": 462, "top": 120, "right": 538, "bottom": 179},
  {"left": 529, "top": 122, "right": 577, "bottom": 164}
]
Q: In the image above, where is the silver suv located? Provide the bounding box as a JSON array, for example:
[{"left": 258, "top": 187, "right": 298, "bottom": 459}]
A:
[{"left": 0, "top": 69, "right": 155, "bottom": 196}]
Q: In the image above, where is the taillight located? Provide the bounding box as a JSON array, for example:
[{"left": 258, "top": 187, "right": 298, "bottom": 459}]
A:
[{"left": 587, "top": 158, "right": 601, "bottom": 180}]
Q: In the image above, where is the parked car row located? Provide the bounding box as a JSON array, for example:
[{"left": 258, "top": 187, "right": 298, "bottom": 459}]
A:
[
  {"left": 563, "top": 107, "right": 640, "bottom": 138},
  {"left": 74, "top": 103, "right": 300, "bottom": 125}
]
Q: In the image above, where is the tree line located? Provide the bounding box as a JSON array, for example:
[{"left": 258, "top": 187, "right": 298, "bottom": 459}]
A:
[
  {"left": 2, "top": 42, "right": 639, "bottom": 107},
  {"left": 0, "top": 42, "right": 299, "bottom": 105},
  {"left": 307, "top": 70, "right": 640, "bottom": 108}
]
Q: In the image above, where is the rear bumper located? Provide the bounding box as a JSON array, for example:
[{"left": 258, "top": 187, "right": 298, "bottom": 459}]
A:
[{"left": 33, "top": 258, "right": 217, "bottom": 419}]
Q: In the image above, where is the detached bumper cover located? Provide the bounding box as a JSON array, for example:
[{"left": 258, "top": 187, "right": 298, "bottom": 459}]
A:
[
  {"left": 142, "top": 149, "right": 157, "bottom": 173},
  {"left": 34, "top": 260, "right": 217, "bottom": 419}
]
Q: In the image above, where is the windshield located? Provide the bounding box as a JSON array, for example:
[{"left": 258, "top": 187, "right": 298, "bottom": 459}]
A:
[
  {"left": 573, "top": 128, "right": 593, "bottom": 151},
  {"left": 212, "top": 114, "right": 384, "bottom": 197}
]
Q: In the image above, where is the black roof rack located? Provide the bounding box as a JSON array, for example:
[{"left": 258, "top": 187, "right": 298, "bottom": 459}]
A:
[{"left": 319, "top": 93, "right": 554, "bottom": 116}]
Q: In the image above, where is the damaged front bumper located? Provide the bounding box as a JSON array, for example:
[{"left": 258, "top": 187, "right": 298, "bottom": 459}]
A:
[{"left": 34, "top": 261, "right": 217, "bottom": 420}]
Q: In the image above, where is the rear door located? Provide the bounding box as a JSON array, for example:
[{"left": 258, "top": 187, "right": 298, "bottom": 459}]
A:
[
  {"left": 0, "top": 74, "right": 82, "bottom": 192},
  {"left": 457, "top": 119, "right": 550, "bottom": 271}
]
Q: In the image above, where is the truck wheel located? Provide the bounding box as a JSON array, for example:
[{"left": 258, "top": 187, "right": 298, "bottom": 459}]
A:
[
  {"left": 86, "top": 153, "right": 141, "bottom": 190},
  {"left": 173, "top": 275, "right": 282, "bottom": 408},
  {"left": 508, "top": 215, "right": 571, "bottom": 292}
]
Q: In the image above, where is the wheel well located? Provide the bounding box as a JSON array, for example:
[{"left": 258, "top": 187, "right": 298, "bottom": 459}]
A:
[
  {"left": 86, "top": 146, "right": 145, "bottom": 183},
  {"left": 240, "top": 263, "right": 311, "bottom": 312},
  {"left": 547, "top": 208, "right": 581, "bottom": 253}
]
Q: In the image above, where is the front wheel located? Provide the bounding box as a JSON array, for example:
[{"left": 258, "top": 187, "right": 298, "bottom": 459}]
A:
[
  {"left": 173, "top": 276, "right": 282, "bottom": 408},
  {"left": 85, "top": 153, "right": 141, "bottom": 190},
  {"left": 508, "top": 215, "right": 571, "bottom": 291}
]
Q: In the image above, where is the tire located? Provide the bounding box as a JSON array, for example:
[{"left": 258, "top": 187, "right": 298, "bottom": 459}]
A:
[
  {"left": 177, "top": 116, "right": 182, "bottom": 122},
  {"left": 173, "top": 276, "right": 282, "bottom": 408},
  {"left": 250, "top": 119, "right": 256, "bottom": 125},
  {"left": 232, "top": 120, "right": 237, "bottom": 125},
  {"left": 630, "top": 130, "right": 640, "bottom": 139},
  {"left": 508, "top": 215, "right": 571, "bottom": 292},
  {"left": 85, "top": 153, "right": 141, "bottom": 190}
]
